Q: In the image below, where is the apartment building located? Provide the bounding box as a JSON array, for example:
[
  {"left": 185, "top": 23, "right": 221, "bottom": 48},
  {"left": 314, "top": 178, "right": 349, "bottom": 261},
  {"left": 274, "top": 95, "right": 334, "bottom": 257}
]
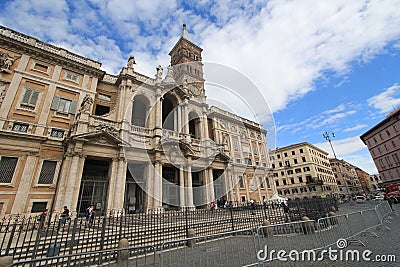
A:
[
  {"left": 329, "top": 158, "right": 363, "bottom": 197},
  {"left": 269, "top": 142, "right": 339, "bottom": 200}
]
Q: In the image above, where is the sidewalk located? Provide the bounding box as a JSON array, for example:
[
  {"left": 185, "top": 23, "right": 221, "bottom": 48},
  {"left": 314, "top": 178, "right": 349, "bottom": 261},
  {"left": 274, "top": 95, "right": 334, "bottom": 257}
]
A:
[{"left": 267, "top": 204, "right": 399, "bottom": 267}]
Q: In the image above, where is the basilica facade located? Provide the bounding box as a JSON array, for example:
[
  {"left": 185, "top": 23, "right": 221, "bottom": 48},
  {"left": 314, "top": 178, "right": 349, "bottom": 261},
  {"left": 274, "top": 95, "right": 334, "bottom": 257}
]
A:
[{"left": 0, "top": 25, "right": 273, "bottom": 215}]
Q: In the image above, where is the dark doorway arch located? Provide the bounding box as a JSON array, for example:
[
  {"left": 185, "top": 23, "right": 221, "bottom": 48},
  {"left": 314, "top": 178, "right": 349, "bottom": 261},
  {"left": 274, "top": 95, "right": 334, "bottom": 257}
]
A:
[{"left": 132, "top": 95, "right": 149, "bottom": 127}]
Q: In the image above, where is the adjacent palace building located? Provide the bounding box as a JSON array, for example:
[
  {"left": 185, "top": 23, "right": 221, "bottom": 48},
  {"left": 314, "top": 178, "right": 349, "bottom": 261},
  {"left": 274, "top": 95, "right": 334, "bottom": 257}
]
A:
[{"left": 0, "top": 25, "right": 274, "bottom": 215}]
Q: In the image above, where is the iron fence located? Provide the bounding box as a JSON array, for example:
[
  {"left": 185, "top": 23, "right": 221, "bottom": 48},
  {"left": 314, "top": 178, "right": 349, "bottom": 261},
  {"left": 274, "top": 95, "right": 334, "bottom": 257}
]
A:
[
  {"left": 5, "top": 200, "right": 393, "bottom": 267},
  {"left": 0, "top": 198, "right": 337, "bottom": 264}
]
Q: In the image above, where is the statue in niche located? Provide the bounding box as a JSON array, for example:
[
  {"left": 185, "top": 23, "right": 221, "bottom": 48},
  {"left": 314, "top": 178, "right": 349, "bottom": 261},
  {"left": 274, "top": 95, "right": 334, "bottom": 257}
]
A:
[
  {"left": 127, "top": 55, "right": 136, "bottom": 69},
  {"left": 80, "top": 94, "right": 94, "bottom": 113}
]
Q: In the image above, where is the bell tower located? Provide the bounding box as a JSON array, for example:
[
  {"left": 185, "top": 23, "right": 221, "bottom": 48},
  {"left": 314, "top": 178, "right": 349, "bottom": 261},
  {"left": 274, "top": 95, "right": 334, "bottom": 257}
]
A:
[{"left": 169, "top": 24, "right": 204, "bottom": 90}]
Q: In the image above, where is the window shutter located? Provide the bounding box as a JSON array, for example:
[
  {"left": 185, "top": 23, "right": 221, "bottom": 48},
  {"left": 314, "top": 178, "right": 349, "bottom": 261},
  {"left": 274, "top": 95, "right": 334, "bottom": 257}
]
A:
[
  {"left": 30, "top": 91, "right": 39, "bottom": 106},
  {"left": 51, "top": 96, "right": 60, "bottom": 110},
  {"left": 22, "top": 88, "right": 32, "bottom": 104},
  {"left": 0, "top": 157, "right": 18, "bottom": 183},
  {"left": 69, "top": 100, "right": 77, "bottom": 114}
]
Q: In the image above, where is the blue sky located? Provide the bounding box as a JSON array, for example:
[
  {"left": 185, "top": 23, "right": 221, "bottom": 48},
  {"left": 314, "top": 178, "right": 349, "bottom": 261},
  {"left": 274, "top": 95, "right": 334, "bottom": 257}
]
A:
[{"left": 1, "top": 0, "right": 400, "bottom": 174}]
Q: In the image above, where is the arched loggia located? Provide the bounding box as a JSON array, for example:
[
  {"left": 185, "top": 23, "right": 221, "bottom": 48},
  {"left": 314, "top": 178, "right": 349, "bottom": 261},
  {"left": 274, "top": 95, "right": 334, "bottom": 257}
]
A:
[{"left": 131, "top": 95, "right": 150, "bottom": 127}]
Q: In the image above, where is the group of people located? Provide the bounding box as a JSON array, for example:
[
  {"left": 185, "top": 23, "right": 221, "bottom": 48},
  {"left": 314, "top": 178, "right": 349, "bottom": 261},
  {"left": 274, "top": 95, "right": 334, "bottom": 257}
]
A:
[{"left": 37, "top": 204, "right": 97, "bottom": 231}]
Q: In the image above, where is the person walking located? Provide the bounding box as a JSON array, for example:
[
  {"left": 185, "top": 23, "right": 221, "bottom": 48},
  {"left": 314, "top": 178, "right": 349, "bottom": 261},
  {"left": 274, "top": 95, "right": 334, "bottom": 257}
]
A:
[
  {"left": 85, "top": 205, "right": 94, "bottom": 227},
  {"left": 38, "top": 208, "right": 48, "bottom": 230},
  {"left": 58, "top": 206, "right": 70, "bottom": 232}
]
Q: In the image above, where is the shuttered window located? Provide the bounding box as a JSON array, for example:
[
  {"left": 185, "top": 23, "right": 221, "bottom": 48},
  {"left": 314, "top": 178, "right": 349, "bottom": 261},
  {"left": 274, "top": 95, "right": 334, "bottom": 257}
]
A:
[
  {"left": 21, "top": 88, "right": 40, "bottom": 106},
  {"left": 38, "top": 160, "right": 57, "bottom": 184},
  {"left": 50, "top": 96, "right": 77, "bottom": 114},
  {"left": 0, "top": 157, "right": 18, "bottom": 183}
]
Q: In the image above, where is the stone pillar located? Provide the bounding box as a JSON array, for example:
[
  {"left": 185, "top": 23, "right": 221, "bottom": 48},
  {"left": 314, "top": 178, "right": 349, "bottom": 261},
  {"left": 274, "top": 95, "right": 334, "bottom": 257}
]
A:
[
  {"left": 153, "top": 161, "right": 163, "bottom": 208},
  {"left": 244, "top": 174, "right": 250, "bottom": 201},
  {"left": 155, "top": 97, "right": 162, "bottom": 129},
  {"left": 186, "top": 161, "right": 194, "bottom": 208},
  {"left": 114, "top": 157, "right": 127, "bottom": 211},
  {"left": 70, "top": 154, "right": 86, "bottom": 213},
  {"left": 182, "top": 100, "right": 189, "bottom": 136},
  {"left": 177, "top": 105, "right": 182, "bottom": 134},
  {"left": 207, "top": 168, "right": 215, "bottom": 202},
  {"left": 179, "top": 166, "right": 185, "bottom": 207},
  {"left": 106, "top": 158, "right": 119, "bottom": 210},
  {"left": 11, "top": 153, "right": 38, "bottom": 214},
  {"left": 144, "top": 162, "right": 154, "bottom": 209},
  {"left": 201, "top": 114, "right": 209, "bottom": 140}
]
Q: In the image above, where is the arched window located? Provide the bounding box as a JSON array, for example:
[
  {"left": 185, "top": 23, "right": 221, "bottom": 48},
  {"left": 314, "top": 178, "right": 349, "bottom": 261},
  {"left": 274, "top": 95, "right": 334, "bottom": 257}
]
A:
[
  {"left": 131, "top": 95, "right": 149, "bottom": 127},
  {"left": 162, "top": 93, "right": 178, "bottom": 131},
  {"left": 188, "top": 112, "right": 200, "bottom": 139}
]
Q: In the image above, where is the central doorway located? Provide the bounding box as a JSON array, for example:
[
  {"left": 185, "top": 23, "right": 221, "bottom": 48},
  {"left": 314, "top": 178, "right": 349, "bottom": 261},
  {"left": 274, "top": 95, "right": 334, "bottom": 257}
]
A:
[{"left": 77, "top": 159, "right": 109, "bottom": 215}]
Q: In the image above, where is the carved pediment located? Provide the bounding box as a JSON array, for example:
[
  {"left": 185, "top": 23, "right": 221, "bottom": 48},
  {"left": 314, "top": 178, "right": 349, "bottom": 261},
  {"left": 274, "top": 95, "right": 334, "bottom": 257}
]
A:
[{"left": 69, "top": 126, "right": 127, "bottom": 146}]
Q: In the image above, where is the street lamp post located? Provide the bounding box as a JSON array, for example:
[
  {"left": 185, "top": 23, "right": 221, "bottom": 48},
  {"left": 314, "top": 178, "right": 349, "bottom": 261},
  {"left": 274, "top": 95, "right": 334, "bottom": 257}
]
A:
[{"left": 323, "top": 131, "right": 351, "bottom": 200}]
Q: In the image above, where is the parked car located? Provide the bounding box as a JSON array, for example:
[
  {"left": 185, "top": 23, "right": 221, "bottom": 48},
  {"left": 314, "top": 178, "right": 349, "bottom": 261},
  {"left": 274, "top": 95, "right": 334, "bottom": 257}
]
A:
[
  {"left": 375, "top": 195, "right": 384, "bottom": 201},
  {"left": 356, "top": 196, "right": 366, "bottom": 203}
]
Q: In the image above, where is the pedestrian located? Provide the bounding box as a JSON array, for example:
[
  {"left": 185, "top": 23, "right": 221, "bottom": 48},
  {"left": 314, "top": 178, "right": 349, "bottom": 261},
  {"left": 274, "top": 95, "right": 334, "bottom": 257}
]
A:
[
  {"left": 58, "top": 206, "right": 70, "bottom": 232},
  {"left": 38, "top": 208, "right": 48, "bottom": 230},
  {"left": 211, "top": 199, "right": 217, "bottom": 210},
  {"left": 85, "top": 205, "right": 94, "bottom": 227}
]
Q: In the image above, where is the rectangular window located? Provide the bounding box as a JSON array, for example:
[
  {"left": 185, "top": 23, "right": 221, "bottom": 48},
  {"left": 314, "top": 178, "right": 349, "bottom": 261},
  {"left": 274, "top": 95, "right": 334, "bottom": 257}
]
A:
[
  {"left": 291, "top": 151, "right": 295, "bottom": 155},
  {"left": 277, "top": 154, "right": 281, "bottom": 159},
  {"left": 275, "top": 180, "right": 279, "bottom": 187},
  {"left": 290, "top": 178, "right": 295, "bottom": 184},
  {"left": 50, "top": 129, "right": 65, "bottom": 138},
  {"left": 233, "top": 140, "right": 239, "bottom": 151},
  {"left": 287, "top": 170, "right": 294, "bottom": 175},
  {"left": 302, "top": 157, "right": 306, "bottom": 162},
  {"left": 259, "top": 177, "right": 264, "bottom": 188},
  {"left": 293, "top": 159, "right": 298, "bottom": 164},
  {"left": 239, "top": 176, "right": 244, "bottom": 188},
  {"left": 284, "top": 152, "right": 288, "bottom": 157},
  {"left": 64, "top": 72, "right": 79, "bottom": 83},
  {"left": 266, "top": 178, "right": 271, "bottom": 188},
  {"left": 295, "top": 168, "right": 302, "bottom": 173},
  {"left": 31, "top": 202, "right": 47, "bottom": 213},
  {"left": 38, "top": 160, "right": 57, "bottom": 184},
  {"left": 0, "top": 156, "right": 18, "bottom": 183},
  {"left": 12, "top": 122, "right": 28, "bottom": 132},
  {"left": 394, "top": 125, "right": 399, "bottom": 133},
  {"left": 299, "top": 148, "right": 304, "bottom": 153},
  {"left": 51, "top": 96, "right": 77, "bottom": 115},
  {"left": 303, "top": 166, "right": 311, "bottom": 172},
  {"left": 283, "top": 179, "right": 287, "bottom": 185},
  {"left": 298, "top": 176, "right": 303, "bottom": 183},
  {"left": 33, "top": 62, "right": 49, "bottom": 73},
  {"left": 21, "top": 88, "right": 40, "bottom": 107},
  {"left": 392, "top": 141, "right": 396, "bottom": 148},
  {"left": 393, "top": 153, "right": 400, "bottom": 164},
  {"left": 58, "top": 98, "right": 71, "bottom": 113},
  {"left": 236, "top": 158, "right": 241, "bottom": 163}
]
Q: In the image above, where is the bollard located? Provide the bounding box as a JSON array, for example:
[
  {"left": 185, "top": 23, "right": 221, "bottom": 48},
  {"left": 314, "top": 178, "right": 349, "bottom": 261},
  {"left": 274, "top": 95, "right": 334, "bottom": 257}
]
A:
[
  {"left": 301, "top": 216, "right": 315, "bottom": 234},
  {"left": 187, "top": 228, "right": 196, "bottom": 247},
  {"left": 118, "top": 238, "right": 129, "bottom": 263},
  {"left": 262, "top": 220, "right": 273, "bottom": 237},
  {"left": 0, "top": 256, "right": 13, "bottom": 267},
  {"left": 330, "top": 206, "right": 336, "bottom": 213},
  {"left": 328, "top": 211, "right": 338, "bottom": 225}
]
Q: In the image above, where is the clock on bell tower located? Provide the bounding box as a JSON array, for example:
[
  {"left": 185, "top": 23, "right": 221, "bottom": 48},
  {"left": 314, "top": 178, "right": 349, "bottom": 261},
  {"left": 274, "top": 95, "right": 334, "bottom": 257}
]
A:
[{"left": 169, "top": 24, "right": 204, "bottom": 90}]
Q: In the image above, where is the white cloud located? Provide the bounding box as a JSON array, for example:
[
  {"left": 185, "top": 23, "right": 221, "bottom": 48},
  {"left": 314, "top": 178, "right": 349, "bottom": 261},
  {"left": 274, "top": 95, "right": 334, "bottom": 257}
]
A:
[
  {"left": 1, "top": 0, "right": 400, "bottom": 117},
  {"left": 367, "top": 83, "right": 400, "bottom": 114},
  {"left": 314, "top": 136, "right": 378, "bottom": 174},
  {"left": 343, "top": 124, "right": 368, "bottom": 132}
]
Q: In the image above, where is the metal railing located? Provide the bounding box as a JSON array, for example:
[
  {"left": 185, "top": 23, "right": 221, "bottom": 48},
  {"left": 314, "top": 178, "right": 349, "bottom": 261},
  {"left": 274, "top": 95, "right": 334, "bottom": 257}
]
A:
[
  {"left": 10, "top": 201, "right": 393, "bottom": 267},
  {"left": 1, "top": 198, "right": 337, "bottom": 265}
]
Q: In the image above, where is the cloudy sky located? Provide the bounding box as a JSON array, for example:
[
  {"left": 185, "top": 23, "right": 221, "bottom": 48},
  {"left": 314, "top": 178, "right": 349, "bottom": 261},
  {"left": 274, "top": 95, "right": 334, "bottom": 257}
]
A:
[{"left": 1, "top": 0, "right": 400, "bottom": 174}]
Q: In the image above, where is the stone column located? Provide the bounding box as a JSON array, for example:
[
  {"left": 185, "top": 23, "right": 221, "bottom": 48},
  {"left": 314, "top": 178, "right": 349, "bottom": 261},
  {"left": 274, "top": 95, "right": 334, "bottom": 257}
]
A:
[
  {"left": 244, "top": 174, "right": 250, "bottom": 201},
  {"left": 186, "top": 160, "right": 194, "bottom": 208},
  {"left": 11, "top": 153, "right": 38, "bottom": 214},
  {"left": 207, "top": 168, "right": 215, "bottom": 202},
  {"left": 113, "top": 157, "right": 127, "bottom": 211},
  {"left": 70, "top": 154, "right": 86, "bottom": 213},
  {"left": 182, "top": 100, "right": 189, "bottom": 136},
  {"left": 144, "top": 162, "right": 154, "bottom": 209},
  {"left": 106, "top": 158, "right": 119, "bottom": 211},
  {"left": 179, "top": 166, "right": 185, "bottom": 207},
  {"left": 153, "top": 161, "right": 163, "bottom": 208},
  {"left": 177, "top": 105, "right": 182, "bottom": 134},
  {"left": 201, "top": 114, "right": 209, "bottom": 140}
]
